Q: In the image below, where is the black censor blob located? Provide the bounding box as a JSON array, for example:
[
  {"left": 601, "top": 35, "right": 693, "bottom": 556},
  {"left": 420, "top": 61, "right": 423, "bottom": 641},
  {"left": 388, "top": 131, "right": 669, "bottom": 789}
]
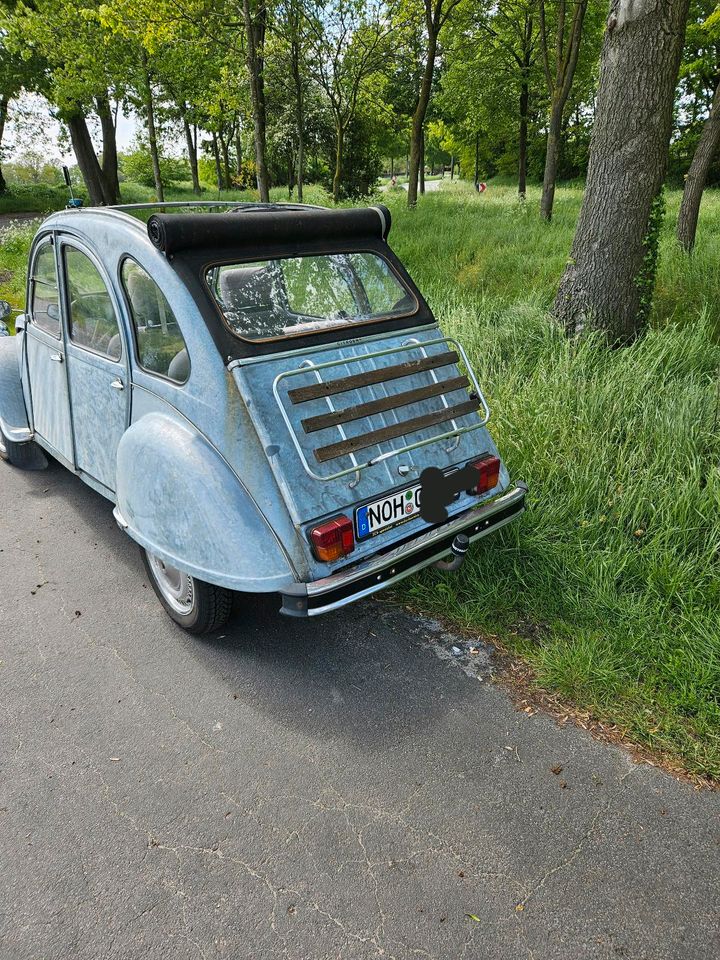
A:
[{"left": 419, "top": 464, "right": 480, "bottom": 524}]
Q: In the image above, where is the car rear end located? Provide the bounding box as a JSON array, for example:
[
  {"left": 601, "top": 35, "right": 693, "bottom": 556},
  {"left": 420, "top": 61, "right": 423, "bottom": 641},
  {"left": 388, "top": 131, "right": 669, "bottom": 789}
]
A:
[
  {"left": 145, "top": 203, "right": 526, "bottom": 615},
  {"left": 230, "top": 328, "right": 526, "bottom": 616}
]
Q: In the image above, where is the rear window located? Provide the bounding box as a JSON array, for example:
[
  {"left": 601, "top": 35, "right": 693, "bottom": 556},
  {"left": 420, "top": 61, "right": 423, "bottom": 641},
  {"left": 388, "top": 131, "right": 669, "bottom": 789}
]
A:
[{"left": 205, "top": 252, "right": 416, "bottom": 342}]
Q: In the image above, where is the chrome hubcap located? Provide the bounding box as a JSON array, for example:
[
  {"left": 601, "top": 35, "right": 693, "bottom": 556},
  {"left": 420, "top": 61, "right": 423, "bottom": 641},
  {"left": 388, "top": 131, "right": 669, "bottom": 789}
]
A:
[{"left": 148, "top": 553, "right": 195, "bottom": 615}]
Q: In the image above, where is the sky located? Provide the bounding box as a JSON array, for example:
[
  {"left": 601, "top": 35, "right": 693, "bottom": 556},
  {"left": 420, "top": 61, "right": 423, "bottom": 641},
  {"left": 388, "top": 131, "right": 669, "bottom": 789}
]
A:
[{"left": 7, "top": 95, "right": 145, "bottom": 164}]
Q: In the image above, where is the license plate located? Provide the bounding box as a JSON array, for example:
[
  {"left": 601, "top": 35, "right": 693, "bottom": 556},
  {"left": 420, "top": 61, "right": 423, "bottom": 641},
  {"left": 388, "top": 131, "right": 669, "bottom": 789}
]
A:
[{"left": 355, "top": 484, "right": 422, "bottom": 540}]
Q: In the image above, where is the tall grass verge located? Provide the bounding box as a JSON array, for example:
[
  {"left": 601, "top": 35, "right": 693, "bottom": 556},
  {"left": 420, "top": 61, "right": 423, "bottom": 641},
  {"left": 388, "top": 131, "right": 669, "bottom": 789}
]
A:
[{"left": 386, "top": 184, "right": 720, "bottom": 777}]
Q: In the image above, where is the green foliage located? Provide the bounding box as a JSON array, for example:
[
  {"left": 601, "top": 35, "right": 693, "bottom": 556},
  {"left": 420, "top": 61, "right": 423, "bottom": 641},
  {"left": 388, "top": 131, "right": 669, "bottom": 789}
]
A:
[
  {"left": 322, "top": 112, "right": 383, "bottom": 199},
  {"left": 636, "top": 189, "right": 666, "bottom": 325},
  {"left": 119, "top": 143, "right": 190, "bottom": 187},
  {"left": 231, "top": 159, "right": 257, "bottom": 191}
]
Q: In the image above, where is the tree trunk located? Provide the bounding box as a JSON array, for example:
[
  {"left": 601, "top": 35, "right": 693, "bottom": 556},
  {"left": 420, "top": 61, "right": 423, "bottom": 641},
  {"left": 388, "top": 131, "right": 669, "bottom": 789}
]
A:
[
  {"left": 290, "top": 32, "right": 304, "bottom": 203},
  {"left": 540, "top": 97, "right": 563, "bottom": 220},
  {"left": 212, "top": 134, "right": 223, "bottom": 190},
  {"left": 184, "top": 115, "right": 201, "bottom": 195},
  {"left": 95, "top": 93, "right": 120, "bottom": 203},
  {"left": 474, "top": 131, "right": 479, "bottom": 187},
  {"left": 242, "top": 0, "right": 270, "bottom": 201},
  {"left": 219, "top": 133, "right": 231, "bottom": 189},
  {"left": 407, "top": 31, "right": 437, "bottom": 207},
  {"left": 554, "top": 0, "right": 690, "bottom": 343},
  {"left": 450, "top": 155, "right": 454, "bottom": 180},
  {"left": 519, "top": 80, "right": 529, "bottom": 198},
  {"left": 66, "top": 111, "right": 107, "bottom": 205},
  {"left": 419, "top": 128, "right": 425, "bottom": 195},
  {"left": 235, "top": 128, "right": 243, "bottom": 175},
  {"left": 332, "top": 121, "right": 344, "bottom": 203},
  {"left": 141, "top": 52, "right": 164, "bottom": 202},
  {"left": 677, "top": 79, "right": 720, "bottom": 252},
  {"left": 0, "top": 96, "right": 8, "bottom": 195}
]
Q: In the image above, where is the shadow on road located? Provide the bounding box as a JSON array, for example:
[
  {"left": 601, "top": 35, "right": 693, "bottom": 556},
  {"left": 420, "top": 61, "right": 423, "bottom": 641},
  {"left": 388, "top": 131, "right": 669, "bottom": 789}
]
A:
[{"left": 22, "top": 456, "right": 477, "bottom": 752}]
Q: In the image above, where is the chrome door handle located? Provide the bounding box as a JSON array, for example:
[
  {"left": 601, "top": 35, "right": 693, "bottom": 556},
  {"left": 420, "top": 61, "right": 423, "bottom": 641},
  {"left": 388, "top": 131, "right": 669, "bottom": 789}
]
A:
[
  {"left": 49, "top": 353, "right": 64, "bottom": 363},
  {"left": 110, "top": 378, "right": 125, "bottom": 391}
]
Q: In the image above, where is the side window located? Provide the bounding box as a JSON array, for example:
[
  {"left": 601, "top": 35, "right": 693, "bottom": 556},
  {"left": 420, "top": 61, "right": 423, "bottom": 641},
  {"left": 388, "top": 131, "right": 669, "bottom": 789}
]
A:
[
  {"left": 30, "top": 243, "right": 61, "bottom": 337},
  {"left": 121, "top": 259, "right": 189, "bottom": 383},
  {"left": 64, "top": 247, "right": 122, "bottom": 361}
]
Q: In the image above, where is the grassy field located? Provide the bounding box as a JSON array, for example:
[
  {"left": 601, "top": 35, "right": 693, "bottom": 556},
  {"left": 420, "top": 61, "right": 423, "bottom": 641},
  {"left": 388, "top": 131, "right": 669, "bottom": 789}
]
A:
[{"left": 1, "top": 178, "right": 719, "bottom": 778}]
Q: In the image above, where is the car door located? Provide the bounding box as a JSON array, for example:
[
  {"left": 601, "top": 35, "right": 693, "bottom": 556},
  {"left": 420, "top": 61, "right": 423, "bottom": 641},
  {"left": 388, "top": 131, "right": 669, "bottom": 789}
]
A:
[
  {"left": 60, "top": 240, "right": 129, "bottom": 493},
  {"left": 24, "top": 237, "right": 75, "bottom": 465}
]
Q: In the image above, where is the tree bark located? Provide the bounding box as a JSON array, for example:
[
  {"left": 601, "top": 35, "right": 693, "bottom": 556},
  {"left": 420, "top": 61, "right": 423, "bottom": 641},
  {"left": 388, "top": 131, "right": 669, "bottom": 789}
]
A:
[
  {"left": 184, "top": 114, "right": 201, "bottom": 195},
  {"left": 66, "top": 110, "right": 107, "bottom": 205},
  {"left": 235, "top": 128, "right": 243, "bottom": 175},
  {"left": 141, "top": 52, "right": 164, "bottom": 202},
  {"left": 0, "top": 96, "right": 8, "bottom": 195},
  {"left": 212, "top": 134, "right": 223, "bottom": 190},
  {"left": 332, "top": 121, "right": 344, "bottom": 203},
  {"left": 407, "top": 29, "right": 437, "bottom": 207},
  {"left": 95, "top": 93, "right": 120, "bottom": 203},
  {"left": 540, "top": 97, "right": 563, "bottom": 219},
  {"left": 519, "top": 81, "right": 529, "bottom": 198},
  {"left": 518, "top": 12, "right": 533, "bottom": 199},
  {"left": 677, "top": 78, "right": 720, "bottom": 252},
  {"left": 419, "top": 128, "right": 425, "bottom": 194},
  {"left": 290, "top": 30, "right": 304, "bottom": 203},
  {"left": 218, "top": 132, "right": 231, "bottom": 189},
  {"left": 242, "top": 0, "right": 270, "bottom": 201},
  {"left": 538, "top": 0, "right": 588, "bottom": 221},
  {"left": 554, "top": 0, "right": 690, "bottom": 343}
]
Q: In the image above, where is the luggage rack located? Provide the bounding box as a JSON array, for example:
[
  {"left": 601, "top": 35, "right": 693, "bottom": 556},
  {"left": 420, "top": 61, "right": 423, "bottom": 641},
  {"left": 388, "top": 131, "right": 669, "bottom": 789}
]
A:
[{"left": 272, "top": 337, "right": 491, "bottom": 482}]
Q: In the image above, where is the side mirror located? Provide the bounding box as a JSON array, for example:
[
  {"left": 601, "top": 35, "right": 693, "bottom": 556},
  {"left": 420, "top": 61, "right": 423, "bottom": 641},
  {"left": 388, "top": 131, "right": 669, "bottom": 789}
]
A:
[
  {"left": 62, "top": 165, "right": 72, "bottom": 188},
  {"left": 0, "top": 300, "right": 11, "bottom": 321},
  {"left": 47, "top": 303, "right": 60, "bottom": 321}
]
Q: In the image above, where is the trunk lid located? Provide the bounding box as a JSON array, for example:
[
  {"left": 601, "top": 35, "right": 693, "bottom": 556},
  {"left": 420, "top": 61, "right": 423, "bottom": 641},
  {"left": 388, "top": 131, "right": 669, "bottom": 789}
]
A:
[{"left": 231, "top": 326, "right": 507, "bottom": 553}]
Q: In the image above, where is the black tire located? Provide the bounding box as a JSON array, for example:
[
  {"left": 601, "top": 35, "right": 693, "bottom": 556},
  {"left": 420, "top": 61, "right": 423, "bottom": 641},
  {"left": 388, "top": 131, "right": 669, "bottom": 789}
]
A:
[
  {"left": 0, "top": 425, "right": 47, "bottom": 470},
  {"left": 141, "top": 548, "right": 234, "bottom": 635}
]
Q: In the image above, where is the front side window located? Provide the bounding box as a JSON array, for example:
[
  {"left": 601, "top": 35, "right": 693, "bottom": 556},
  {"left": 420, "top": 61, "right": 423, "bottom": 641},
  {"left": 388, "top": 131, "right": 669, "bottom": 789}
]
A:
[
  {"left": 206, "top": 252, "right": 416, "bottom": 342},
  {"left": 64, "top": 247, "right": 122, "bottom": 360},
  {"left": 30, "top": 243, "right": 61, "bottom": 337},
  {"left": 121, "top": 259, "right": 189, "bottom": 383}
]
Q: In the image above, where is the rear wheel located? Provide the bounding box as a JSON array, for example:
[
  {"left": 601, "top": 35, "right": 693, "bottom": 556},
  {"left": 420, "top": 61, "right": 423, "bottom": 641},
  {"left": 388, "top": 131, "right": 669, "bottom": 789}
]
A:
[
  {"left": 141, "top": 548, "right": 233, "bottom": 634},
  {"left": 0, "top": 425, "right": 47, "bottom": 470}
]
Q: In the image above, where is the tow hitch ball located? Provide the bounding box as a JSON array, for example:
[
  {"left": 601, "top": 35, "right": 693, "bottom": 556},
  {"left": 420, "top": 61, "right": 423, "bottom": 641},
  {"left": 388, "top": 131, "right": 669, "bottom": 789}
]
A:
[{"left": 433, "top": 533, "right": 470, "bottom": 572}]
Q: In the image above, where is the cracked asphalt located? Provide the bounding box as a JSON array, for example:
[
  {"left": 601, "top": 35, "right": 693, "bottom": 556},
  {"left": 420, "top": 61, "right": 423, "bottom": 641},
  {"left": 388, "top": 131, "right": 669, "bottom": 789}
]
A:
[{"left": 1, "top": 459, "right": 719, "bottom": 960}]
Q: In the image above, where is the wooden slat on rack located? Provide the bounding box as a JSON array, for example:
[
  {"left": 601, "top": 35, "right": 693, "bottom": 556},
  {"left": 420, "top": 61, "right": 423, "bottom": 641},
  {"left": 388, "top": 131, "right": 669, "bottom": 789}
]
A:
[
  {"left": 287, "top": 351, "right": 459, "bottom": 404},
  {"left": 314, "top": 399, "right": 479, "bottom": 463},
  {"left": 301, "top": 375, "right": 469, "bottom": 434}
]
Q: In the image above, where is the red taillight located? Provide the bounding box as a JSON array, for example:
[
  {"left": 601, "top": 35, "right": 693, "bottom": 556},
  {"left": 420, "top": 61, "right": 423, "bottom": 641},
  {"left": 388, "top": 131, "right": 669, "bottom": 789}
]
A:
[
  {"left": 309, "top": 515, "right": 355, "bottom": 562},
  {"left": 470, "top": 455, "right": 501, "bottom": 495}
]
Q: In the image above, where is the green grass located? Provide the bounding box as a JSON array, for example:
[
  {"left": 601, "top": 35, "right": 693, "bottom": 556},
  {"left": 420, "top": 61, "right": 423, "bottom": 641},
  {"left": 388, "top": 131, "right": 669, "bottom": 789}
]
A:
[
  {"left": 1, "top": 176, "right": 719, "bottom": 777},
  {"left": 385, "top": 181, "right": 720, "bottom": 779}
]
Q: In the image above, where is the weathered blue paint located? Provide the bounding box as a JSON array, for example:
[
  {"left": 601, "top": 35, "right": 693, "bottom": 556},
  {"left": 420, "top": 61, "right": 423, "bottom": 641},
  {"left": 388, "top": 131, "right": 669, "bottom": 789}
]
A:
[
  {"left": 0, "top": 205, "right": 522, "bottom": 607},
  {"left": 115, "top": 411, "right": 296, "bottom": 591},
  {"left": 0, "top": 335, "right": 31, "bottom": 442}
]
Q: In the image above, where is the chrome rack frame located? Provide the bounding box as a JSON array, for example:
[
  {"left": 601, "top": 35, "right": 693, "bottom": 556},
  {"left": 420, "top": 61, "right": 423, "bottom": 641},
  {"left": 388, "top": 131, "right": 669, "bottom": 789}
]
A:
[{"left": 272, "top": 337, "right": 491, "bottom": 483}]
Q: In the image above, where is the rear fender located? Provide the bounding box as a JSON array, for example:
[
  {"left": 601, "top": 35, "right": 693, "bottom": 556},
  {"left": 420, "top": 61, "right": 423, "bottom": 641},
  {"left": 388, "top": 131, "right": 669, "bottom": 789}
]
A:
[
  {"left": 0, "top": 335, "right": 31, "bottom": 443},
  {"left": 115, "top": 412, "right": 297, "bottom": 592}
]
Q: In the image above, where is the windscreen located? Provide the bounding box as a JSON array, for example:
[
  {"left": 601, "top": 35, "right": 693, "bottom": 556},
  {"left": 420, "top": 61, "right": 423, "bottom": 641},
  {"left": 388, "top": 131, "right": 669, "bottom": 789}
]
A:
[{"left": 205, "top": 252, "right": 416, "bottom": 342}]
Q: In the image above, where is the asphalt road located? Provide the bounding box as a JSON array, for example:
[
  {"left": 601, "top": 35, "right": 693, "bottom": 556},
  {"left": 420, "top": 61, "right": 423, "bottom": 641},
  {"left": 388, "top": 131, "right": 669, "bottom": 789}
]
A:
[{"left": 1, "top": 459, "right": 718, "bottom": 960}]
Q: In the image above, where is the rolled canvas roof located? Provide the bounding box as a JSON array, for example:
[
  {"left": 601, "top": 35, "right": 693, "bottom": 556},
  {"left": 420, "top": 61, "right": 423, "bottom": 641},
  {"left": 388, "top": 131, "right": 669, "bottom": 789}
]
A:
[{"left": 147, "top": 205, "right": 392, "bottom": 256}]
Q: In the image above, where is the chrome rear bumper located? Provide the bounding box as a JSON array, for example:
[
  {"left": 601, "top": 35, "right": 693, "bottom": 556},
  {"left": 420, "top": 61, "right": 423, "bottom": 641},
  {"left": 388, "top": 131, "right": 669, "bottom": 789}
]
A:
[{"left": 280, "top": 482, "right": 527, "bottom": 617}]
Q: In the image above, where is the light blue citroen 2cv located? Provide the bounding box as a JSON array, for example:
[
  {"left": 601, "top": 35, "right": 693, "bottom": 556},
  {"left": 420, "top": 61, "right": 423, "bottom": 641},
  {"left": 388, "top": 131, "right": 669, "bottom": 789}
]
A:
[{"left": 0, "top": 202, "right": 526, "bottom": 633}]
